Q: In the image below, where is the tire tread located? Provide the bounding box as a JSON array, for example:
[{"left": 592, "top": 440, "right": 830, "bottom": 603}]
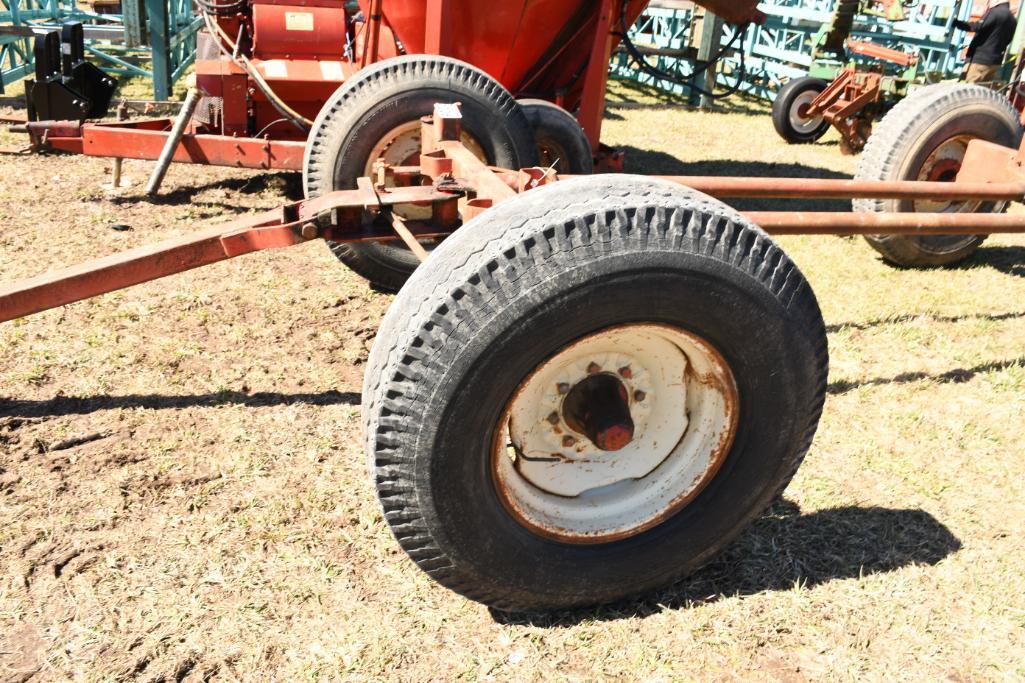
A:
[{"left": 363, "top": 177, "right": 827, "bottom": 610}]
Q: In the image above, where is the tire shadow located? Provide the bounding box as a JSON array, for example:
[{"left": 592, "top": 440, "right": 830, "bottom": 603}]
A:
[
  {"left": 956, "top": 245, "right": 1025, "bottom": 278},
  {"left": 491, "top": 499, "right": 960, "bottom": 625},
  {"left": 827, "top": 356, "right": 1025, "bottom": 395},
  {"left": 0, "top": 389, "right": 361, "bottom": 418}
]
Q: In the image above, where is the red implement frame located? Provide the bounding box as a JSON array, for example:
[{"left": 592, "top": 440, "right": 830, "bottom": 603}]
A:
[
  {"left": 803, "top": 39, "right": 916, "bottom": 154},
  {"left": 30, "top": 119, "right": 308, "bottom": 171},
  {"left": 12, "top": 0, "right": 660, "bottom": 171},
  {"left": 846, "top": 40, "right": 917, "bottom": 68},
  {"left": 806, "top": 69, "right": 884, "bottom": 153},
  {"left": 5, "top": 104, "right": 1025, "bottom": 324}
]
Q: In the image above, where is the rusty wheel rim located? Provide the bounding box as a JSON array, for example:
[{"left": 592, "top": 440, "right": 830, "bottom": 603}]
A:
[
  {"left": 912, "top": 134, "right": 979, "bottom": 214},
  {"left": 361, "top": 121, "right": 486, "bottom": 248},
  {"left": 491, "top": 323, "right": 739, "bottom": 545}
]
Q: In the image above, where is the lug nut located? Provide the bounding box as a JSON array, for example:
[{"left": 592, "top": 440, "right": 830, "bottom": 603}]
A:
[
  {"left": 634, "top": 390, "right": 646, "bottom": 402},
  {"left": 562, "top": 435, "right": 577, "bottom": 447},
  {"left": 618, "top": 366, "right": 632, "bottom": 379},
  {"left": 546, "top": 412, "right": 560, "bottom": 425},
  {"left": 586, "top": 362, "right": 602, "bottom": 375},
  {"left": 557, "top": 382, "right": 570, "bottom": 395}
]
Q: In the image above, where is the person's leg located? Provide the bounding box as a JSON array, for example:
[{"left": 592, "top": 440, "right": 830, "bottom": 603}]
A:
[{"left": 965, "top": 63, "right": 1001, "bottom": 82}]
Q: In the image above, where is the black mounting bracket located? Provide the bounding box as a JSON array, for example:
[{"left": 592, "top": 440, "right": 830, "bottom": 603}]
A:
[{"left": 25, "top": 22, "right": 118, "bottom": 122}]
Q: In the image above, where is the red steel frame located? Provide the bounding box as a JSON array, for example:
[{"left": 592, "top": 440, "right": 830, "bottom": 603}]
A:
[
  {"left": 5, "top": 104, "right": 1025, "bottom": 325},
  {"left": 17, "top": 0, "right": 655, "bottom": 171},
  {"left": 31, "top": 119, "right": 308, "bottom": 170}
]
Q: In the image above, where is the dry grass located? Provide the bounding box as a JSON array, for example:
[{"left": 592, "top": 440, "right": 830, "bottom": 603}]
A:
[{"left": 2, "top": 81, "right": 1025, "bottom": 681}]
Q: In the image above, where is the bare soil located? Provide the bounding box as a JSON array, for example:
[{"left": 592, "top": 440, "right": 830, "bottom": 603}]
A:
[{"left": 2, "top": 87, "right": 1024, "bottom": 680}]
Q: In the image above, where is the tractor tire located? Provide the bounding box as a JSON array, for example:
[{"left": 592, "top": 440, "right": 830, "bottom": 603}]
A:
[
  {"left": 855, "top": 83, "right": 1023, "bottom": 267},
  {"left": 362, "top": 175, "right": 828, "bottom": 612},
  {"left": 772, "top": 76, "right": 831, "bottom": 144},
  {"left": 518, "top": 99, "right": 594, "bottom": 174},
  {"left": 304, "top": 55, "right": 539, "bottom": 293}
]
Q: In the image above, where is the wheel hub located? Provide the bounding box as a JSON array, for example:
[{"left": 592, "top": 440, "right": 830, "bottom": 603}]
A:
[
  {"left": 561, "top": 372, "right": 635, "bottom": 452},
  {"left": 913, "top": 134, "right": 976, "bottom": 214},
  {"left": 494, "top": 324, "right": 739, "bottom": 543},
  {"left": 789, "top": 91, "right": 825, "bottom": 135}
]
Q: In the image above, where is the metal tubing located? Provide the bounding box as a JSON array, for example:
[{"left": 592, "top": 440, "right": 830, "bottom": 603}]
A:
[
  {"left": 439, "top": 141, "right": 518, "bottom": 202},
  {"left": 654, "top": 176, "right": 1025, "bottom": 201},
  {"left": 145, "top": 0, "right": 171, "bottom": 100},
  {"left": 0, "top": 186, "right": 457, "bottom": 323},
  {"left": 145, "top": 87, "right": 200, "bottom": 195},
  {"left": 69, "top": 123, "right": 307, "bottom": 171},
  {"left": 391, "top": 215, "right": 430, "bottom": 262},
  {"left": 745, "top": 211, "right": 1025, "bottom": 235},
  {"left": 0, "top": 207, "right": 296, "bottom": 323}
]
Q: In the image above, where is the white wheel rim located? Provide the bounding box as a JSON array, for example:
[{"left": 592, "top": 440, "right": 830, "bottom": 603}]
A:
[
  {"left": 789, "top": 91, "right": 824, "bottom": 135},
  {"left": 492, "top": 324, "right": 739, "bottom": 544}
]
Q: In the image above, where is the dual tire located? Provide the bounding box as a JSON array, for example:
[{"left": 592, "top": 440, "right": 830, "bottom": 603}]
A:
[{"left": 304, "top": 56, "right": 592, "bottom": 292}]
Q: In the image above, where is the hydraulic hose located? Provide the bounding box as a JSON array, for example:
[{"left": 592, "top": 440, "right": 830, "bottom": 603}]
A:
[{"left": 616, "top": 4, "right": 751, "bottom": 101}]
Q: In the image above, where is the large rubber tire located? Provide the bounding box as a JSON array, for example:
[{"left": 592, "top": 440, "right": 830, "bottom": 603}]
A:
[
  {"left": 772, "top": 77, "right": 831, "bottom": 144},
  {"left": 304, "top": 55, "right": 539, "bottom": 292},
  {"left": 855, "top": 83, "right": 1024, "bottom": 267},
  {"left": 363, "top": 175, "right": 828, "bottom": 612},
  {"left": 518, "top": 99, "right": 595, "bottom": 174}
]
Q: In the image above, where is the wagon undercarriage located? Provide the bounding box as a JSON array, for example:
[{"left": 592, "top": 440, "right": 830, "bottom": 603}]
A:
[{"left": 4, "top": 103, "right": 1025, "bottom": 325}]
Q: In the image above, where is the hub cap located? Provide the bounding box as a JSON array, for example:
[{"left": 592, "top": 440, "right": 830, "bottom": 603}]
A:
[
  {"left": 789, "top": 90, "right": 825, "bottom": 135},
  {"left": 492, "top": 324, "right": 739, "bottom": 544}
]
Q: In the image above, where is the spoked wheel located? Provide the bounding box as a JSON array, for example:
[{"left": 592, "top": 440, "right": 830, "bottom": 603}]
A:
[
  {"left": 304, "top": 55, "right": 538, "bottom": 292},
  {"left": 855, "top": 84, "right": 1024, "bottom": 267},
  {"left": 363, "top": 175, "right": 828, "bottom": 611},
  {"left": 772, "top": 76, "right": 831, "bottom": 144}
]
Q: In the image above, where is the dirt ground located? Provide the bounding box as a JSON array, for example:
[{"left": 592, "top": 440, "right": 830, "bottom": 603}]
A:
[{"left": 2, "top": 85, "right": 1025, "bottom": 681}]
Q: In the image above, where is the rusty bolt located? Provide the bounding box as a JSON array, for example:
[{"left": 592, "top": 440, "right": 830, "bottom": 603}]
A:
[
  {"left": 587, "top": 362, "right": 602, "bottom": 375},
  {"left": 634, "top": 390, "right": 646, "bottom": 402},
  {"left": 562, "top": 435, "right": 577, "bottom": 448},
  {"left": 618, "top": 366, "right": 632, "bottom": 379},
  {"left": 546, "top": 412, "right": 560, "bottom": 425},
  {"left": 557, "top": 382, "right": 571, "bottom": 395},
  {"left": 301, "top": 223, "right": 319, "bottom": 240}
]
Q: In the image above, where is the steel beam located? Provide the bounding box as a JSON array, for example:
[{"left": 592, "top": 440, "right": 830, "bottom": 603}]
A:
[
  {"left": 655, "top": 176, "right": 1025, "bottom": 201},
  {"left": 746, "top": 211, "right": 1025, "bottom": 234}
]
